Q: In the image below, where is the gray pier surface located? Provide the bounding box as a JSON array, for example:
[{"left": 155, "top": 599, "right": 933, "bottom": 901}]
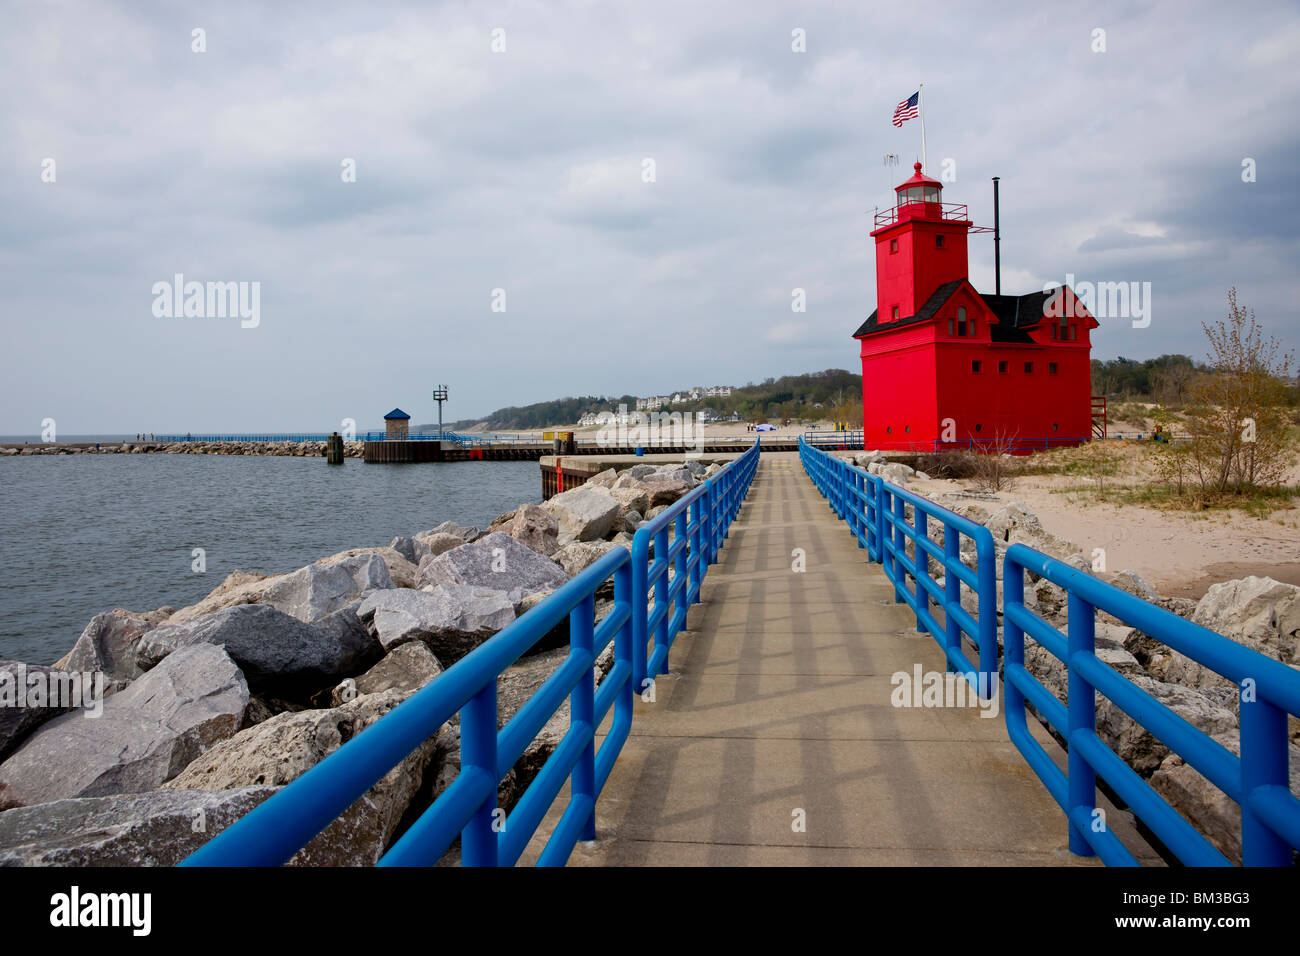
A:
[{"left": 523, "top": 452, "right": 1160, "bottom": 866}]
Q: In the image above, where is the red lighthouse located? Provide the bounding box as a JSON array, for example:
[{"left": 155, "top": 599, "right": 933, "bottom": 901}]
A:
[{"left": 854, "top": 164, "right": 1101, "bottom": 452}]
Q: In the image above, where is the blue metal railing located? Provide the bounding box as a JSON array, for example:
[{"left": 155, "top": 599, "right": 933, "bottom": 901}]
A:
[
  {"left": 800, "top": 437, "right": 1300, "bottom": 865},
  {"left": 1004, "top": 545, "right": 1300, "bottom": 867},
  {"left": 799, "top": 437, "right": 998, "bottom": 696},
  {"left": 181, "top": 440, "right": 760, "bottom": 867}
]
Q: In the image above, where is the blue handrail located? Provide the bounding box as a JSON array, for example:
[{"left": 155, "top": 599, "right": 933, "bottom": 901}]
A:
[
  {"left": 800, "top": 437, "right": 1300, "bottom": 865},
  {"left": 1004, "top": 544, "right": 1300, "bottom": 867},
  {"left": 800, "top": 437, "right": 998, "bottom": 697},
  {"left": 181, "top": 440, "right": 760, "bottom": 867}
]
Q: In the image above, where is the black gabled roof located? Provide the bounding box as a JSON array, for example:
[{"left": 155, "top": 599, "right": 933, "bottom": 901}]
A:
[
  {"left": 852, "top": 279, "right": 963, "bottom": 337},
  {"left": 853, "top": 281, "right": 1056, "bottom": 346}
]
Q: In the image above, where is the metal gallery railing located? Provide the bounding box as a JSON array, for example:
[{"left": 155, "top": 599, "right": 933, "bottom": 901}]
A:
[{"left": 181, "top": 440, "right": 760, "bottom": 867}]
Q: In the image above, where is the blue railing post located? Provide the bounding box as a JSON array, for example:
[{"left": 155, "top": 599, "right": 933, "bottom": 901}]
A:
[
  {"left": 570, "top": 594, "right": 597, "bottom": 842},
  {"left": 688, "top": 495, "right": 703, "bottom": 603},
  {"left": 461, "top": 682, "right": 499, "bottom": 866},
  {"left": 914, "top": 510, "right": 930, "bottom": 634},
  {"left": 891, "top": 493, "right": 906, "bottom": 604},
  {"left": 674, "top": 508, "right": 689, "bottom": 630},
  {"left": 1239, "top": 691, "right": 1291, "bottom": 866},
  {"left": 1065, "top": 591, "right": 1098, "bottom": 858},
  {"left": 631, "top": 533, "right": 650, "bottom": 697},
  {"left": 653, "top": 525, "right": 670, "bottom": 673},
  {"left": 944, "top": 528, "right": 962, "bottom": 670}
]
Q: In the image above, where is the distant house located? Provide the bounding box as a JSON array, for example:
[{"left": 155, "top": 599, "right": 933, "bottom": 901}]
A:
[{"left": 384, "top": 407, "right": 411, "bottom": 440}]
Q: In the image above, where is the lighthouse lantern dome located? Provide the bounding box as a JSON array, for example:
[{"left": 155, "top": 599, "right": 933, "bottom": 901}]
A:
[{"left": 896, "top": 162, "right": 942, "bottom": 208}]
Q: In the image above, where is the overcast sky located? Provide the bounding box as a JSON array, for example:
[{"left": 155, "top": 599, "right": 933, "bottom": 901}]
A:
[{"left": 2, "top": 0, "right": 1298, "bottom": 433}]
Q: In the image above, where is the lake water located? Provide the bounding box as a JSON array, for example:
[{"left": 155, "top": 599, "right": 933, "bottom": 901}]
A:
[{"left": 0, "top": 455, "right": 541, "bottom": 664}]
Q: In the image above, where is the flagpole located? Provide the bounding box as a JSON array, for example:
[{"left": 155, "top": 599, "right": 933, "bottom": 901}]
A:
[{"left": 919, "top": 83, "right": 927, "bottom": 172}]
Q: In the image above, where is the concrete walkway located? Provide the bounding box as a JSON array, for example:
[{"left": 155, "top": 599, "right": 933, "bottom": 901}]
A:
[{"left": 525, "top": 453, "right": 1156, "bottom": 866}]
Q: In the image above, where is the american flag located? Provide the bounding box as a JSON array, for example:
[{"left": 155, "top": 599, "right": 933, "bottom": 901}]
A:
[{"left": 892, "top": 91, "right": 919, "bottom": 127}]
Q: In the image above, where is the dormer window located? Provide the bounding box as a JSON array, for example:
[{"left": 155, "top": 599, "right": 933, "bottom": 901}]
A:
[{"left": 956, "top": 307, "right": 967, "bottom": 337}]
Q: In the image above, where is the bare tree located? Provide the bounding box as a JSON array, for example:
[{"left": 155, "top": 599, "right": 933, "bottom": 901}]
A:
[{"left": 1186, "top": 289, "right": 1296, "bottom": 495}]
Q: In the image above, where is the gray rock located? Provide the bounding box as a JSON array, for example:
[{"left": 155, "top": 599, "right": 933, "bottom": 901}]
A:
[
  {"left": 625, "top": 464, "right": 657, "bottom": 479},
  {"left": 1096, "top": 675, "right": 1238, "bottom": 776},
  {"left": 879, "top": 463, "right": 915, "bottom": 484},
  {"left": 507, "top": 502, "right": 559, "bottom": 557},
  {"left": 262, "top": 553, "right": 394, "bottom": 623},
  {"left": 614, "top": 472, "right": 693, "bottom": 507},
  {"left": 0, "top": 645, "right": 248, "bottom": 808},
  {"left": 1110, "top": 569, "right": 1159, "bottom": 603},
  {"left": 608, "top": 485, "right": 650, "bottom": 517},
  {"left": 417, "top": 531, "right": 466, "bottom": 557},
  {"left": 136, "top": 603, "right": 380, "bottom": 699},
  {"left": 424, "top": 521, "right": 481, "bottom": 543},
  {"left": 331, "top": 641, "right": 443, "bottom": 705},
  {"left": 0, "top": 662, "right": 81, "bottom": 761},
  {"left": 0, "top": 786, "right": 396, "bottom": 866},
  {"left": 1151, "top": 732, "right": 1300, "bottom": 864},
  {"left": 1192, "top": 576, "right": 1300, "bottom": 665},
  {"left": 62, "top": 611, "right": 151, "bottom": 689},
  {"left": 359, "top": 586, "right": 515, "bottom": 662},
  {"left": 163, "top": 689, "right": 441, "bottom": 860},
  {"left": 552, "top": 540, "right": 619, "bottom": 579},
  {"left": 417, "top": 531, "right": 569, "bottom": 596},
  {"left": 585, "top": 468, "right": 618, "bottom": 488},
  {"left": 389, "top": 535, "right": 432, "bottom": 567},
  {"left": 542, "top": 487, "right": 621, "bottom": 544}
]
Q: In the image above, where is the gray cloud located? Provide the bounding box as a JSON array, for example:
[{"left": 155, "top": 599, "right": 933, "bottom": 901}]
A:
[{"left": 1, "top": 0, "right": 1297, "bottom": 433}]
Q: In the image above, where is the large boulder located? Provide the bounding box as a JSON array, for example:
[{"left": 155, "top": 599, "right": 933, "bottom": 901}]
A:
[
  {"left": 614, "top": 472, "right": 692, "bottom": 507},
  {"left": 416, "top": 531, "right": 465, "bottom": 557},
  {"left": 357, "top": 586, "right": 515, "bottom": 662},
  {"left": 417, "top": 532, "right": 569, "bottom": 596},
  {"left": 542, "top": 487, "right": 621, "bottom": 544},
  {"left": 552, "top": 541, "right": 619, "bottom": 580},
  {"left": 878, "top": 463, "right": 914, "bottom": 484},
  {"left": 0, "top": 662, "right": 81, "bottom": 761},
  {"left": 507, "top": 502, "right": 560, "bottom": 557},
  {"left": 1150, "top": 732, "right": 1300, "bottom": 864},
  {"left": 135, "top": 604, "right": 380, "bottom": 699},
  {"left": 61, "top": 610, "right": 152, "bottom": 691},
  {"left": 165, "top": 570, "right": 285, "bottom": 626},
  {"left": 330, "top": 641, "right": 443, "bottom": 706},
  {"left": 0, "top": 786, "right": 401, "bottom": 867},
  {"left": 389, "top": 535, "right": 432, "bottom": 568},
  {"left": 0, "top": 644, "right": 249, "bottom": 808},
  {"left": 1192, "top": 577, "right": 1300, "bottom": 665},
  {"left": 316, "top": 546, "right": 419, "bottom": 590},
  {"left": 584, "top": 468, "right": 618, "bottom": 488},
  {"left": 262, "top": 553, "right": 395, "bottom": 622},
  {"left": 421, "top": 521, "right": 481, "bottom": 543},
  {"left": 1095, "top": 675, "right": 1238, "bottom": 776},
  {"left": 608, "top": 485, "right": 650, "bottom": 517},
  {"left": 162, "top": 688, "right": 443, "bottom": 861}
]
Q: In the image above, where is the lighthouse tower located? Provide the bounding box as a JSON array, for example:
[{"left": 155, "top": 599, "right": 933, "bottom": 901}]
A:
[
  {"left": 853, "top": 164, "right": 1100, "bottom": 452},
  {"left": 872, "top": 163, "right": 972, "bottom": 322}
]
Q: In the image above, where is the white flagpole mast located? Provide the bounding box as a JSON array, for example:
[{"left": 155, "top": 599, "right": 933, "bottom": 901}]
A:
[{"left": 919, "top": 83, "right": 927, "bottom": 172}]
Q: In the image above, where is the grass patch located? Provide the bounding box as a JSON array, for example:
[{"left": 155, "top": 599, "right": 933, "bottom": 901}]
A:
[{"left": 1053, "top": 481, "right": 1300, "bottom": 516}]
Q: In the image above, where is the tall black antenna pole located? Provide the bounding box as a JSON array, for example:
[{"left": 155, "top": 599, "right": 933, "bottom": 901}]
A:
[{"left": 992, "top": 176, "right": 1002, "bottom": 295}]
